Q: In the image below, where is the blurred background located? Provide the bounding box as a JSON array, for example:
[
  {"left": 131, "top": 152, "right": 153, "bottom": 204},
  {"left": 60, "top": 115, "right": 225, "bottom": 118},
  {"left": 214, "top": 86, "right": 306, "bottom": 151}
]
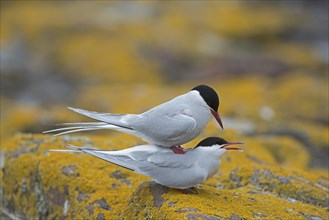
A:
[{"left": 1, "top": 1, "right": 328, "bottom": 169}]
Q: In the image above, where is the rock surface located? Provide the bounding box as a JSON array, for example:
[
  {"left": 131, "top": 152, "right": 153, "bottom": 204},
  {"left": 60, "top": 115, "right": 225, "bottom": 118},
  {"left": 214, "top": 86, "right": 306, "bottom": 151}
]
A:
[
  {"left": 123, "top": 181, "right": 327, "bottom": 220},
  {"left": 1, "top": 134, "right": 328, "bottom": 219}
]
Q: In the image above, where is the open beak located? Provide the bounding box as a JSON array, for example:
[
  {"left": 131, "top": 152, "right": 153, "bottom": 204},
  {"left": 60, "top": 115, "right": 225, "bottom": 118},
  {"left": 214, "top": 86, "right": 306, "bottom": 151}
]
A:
[
  {"left": 221, "top": 142, "right": 244, "bottom": 151},
  {"left": 211, "top": 109, "right": 224, "bottom": 129}
]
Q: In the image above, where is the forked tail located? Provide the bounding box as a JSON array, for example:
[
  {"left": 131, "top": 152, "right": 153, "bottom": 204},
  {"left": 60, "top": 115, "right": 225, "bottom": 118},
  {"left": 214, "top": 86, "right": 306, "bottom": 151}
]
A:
[
  {"left": 43, "top": 122, "right": 113, "bottom": 136},
  {"left": 43, "top": 107, "right": 134, "bottom": 136}
]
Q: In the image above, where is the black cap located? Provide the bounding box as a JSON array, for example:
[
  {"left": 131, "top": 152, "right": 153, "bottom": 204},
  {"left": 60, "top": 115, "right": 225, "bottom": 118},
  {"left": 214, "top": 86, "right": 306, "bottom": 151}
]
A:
[
  {"left": 192, "top": 85, "right": 219, "bottom": 112},
  {"left": 194, "top": 137, "right": 228, "bottom": 148}
]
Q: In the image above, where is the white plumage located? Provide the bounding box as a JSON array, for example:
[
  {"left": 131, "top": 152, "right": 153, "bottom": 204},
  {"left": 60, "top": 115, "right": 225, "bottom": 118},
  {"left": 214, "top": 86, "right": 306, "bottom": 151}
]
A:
[
  {"left": 44, "top": 85, "right": 224, "bottom": 149},
  {"left": 51, "top": 137, "right": 243, "bottom": 189}
]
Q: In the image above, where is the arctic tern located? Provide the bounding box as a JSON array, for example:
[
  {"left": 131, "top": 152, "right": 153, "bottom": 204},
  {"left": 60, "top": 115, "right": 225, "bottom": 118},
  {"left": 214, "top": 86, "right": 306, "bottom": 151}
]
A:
[
  {"left": 44, "top": 85, "right": 224, "bottom": 154},
  {"left": 51, "top": 137, "right": 243, "bottom": 190}
]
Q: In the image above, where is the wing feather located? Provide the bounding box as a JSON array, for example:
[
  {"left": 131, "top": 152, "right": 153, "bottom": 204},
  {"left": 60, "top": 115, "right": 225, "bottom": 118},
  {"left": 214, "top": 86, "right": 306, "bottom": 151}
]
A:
[{"left": 130, "top": 113, "right": 196, "bottom": 143}]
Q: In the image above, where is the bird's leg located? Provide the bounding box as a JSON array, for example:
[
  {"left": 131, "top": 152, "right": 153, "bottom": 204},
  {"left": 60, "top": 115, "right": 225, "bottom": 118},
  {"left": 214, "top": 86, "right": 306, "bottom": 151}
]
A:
[
  {"left": 170, "top": 145, "right": 185, "bottom": 154},
  {"left": 179, "top": 188, "right": 198, "bottom": 194}
]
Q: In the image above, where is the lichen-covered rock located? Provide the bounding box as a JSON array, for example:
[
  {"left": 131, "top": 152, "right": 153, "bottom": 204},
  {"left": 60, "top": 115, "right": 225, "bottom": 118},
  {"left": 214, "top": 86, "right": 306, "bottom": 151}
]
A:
[
  {"left": 1, "top": 134, "right": 148, "bottom": 219},
  {"left": 1, "top": 134, "right": 328, "bottom": 219},
  {"left": 122, "top": 181, "right": 328, "bottom": 219},
  {"left": 219, "top": 166, "right": 329, "bottom": 208}
]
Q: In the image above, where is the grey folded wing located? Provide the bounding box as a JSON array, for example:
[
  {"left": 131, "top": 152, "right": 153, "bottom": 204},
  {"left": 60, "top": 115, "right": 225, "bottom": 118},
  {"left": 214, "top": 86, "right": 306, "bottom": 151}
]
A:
[{"left": 130, "top": 113, "right": 197, "bottom": 142}]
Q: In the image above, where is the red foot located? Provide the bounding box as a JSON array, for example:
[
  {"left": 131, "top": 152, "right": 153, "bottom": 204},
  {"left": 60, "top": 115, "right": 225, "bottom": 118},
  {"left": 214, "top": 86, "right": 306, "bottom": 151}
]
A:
[
  {"left": 171, "top": 145, "right": 185, "bottom": 154},
  {"left": 179, "top": 188, "right": 198, "bottom": 194}
]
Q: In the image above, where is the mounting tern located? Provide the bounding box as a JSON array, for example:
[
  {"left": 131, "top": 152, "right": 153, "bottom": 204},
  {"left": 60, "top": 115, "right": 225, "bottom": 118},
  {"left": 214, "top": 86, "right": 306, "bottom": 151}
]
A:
[{"left": 44, "top": 85, "right": 224, "bottom": 154}]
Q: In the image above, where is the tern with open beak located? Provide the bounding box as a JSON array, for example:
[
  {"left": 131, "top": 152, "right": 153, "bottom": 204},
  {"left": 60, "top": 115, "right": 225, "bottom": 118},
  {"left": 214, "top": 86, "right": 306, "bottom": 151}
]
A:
[
  {"left": 51, "top": 137, "right": 243, "bottom": 192},
  {"left": 44, "top": 85, "right": 224, "bottom": 154}
]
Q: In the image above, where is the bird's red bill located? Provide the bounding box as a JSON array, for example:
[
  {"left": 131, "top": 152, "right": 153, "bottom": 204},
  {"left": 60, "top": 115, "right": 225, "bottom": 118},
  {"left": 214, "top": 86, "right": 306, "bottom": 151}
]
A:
[
  {"left": 211, "top": 109, "right": 224, "bottom": 129},
  {"left": 221, "top": 142, "right": 244, "bottom": 151}
]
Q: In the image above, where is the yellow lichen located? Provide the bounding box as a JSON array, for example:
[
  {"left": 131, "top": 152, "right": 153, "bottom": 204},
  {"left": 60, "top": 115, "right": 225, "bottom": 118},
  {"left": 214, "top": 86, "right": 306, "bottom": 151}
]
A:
[
  {"left": 122, "top": 181, "right": 327, "bottom": 219},
  {"left": 2, "top": 134, "right": 328, "bottom": 219}
]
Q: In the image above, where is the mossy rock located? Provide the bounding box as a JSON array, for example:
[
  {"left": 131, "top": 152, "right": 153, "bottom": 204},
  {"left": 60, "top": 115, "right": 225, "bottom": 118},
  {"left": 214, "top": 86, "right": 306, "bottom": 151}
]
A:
[{"left": 1, "top": 134, "right": 328, "bottom": 219}]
